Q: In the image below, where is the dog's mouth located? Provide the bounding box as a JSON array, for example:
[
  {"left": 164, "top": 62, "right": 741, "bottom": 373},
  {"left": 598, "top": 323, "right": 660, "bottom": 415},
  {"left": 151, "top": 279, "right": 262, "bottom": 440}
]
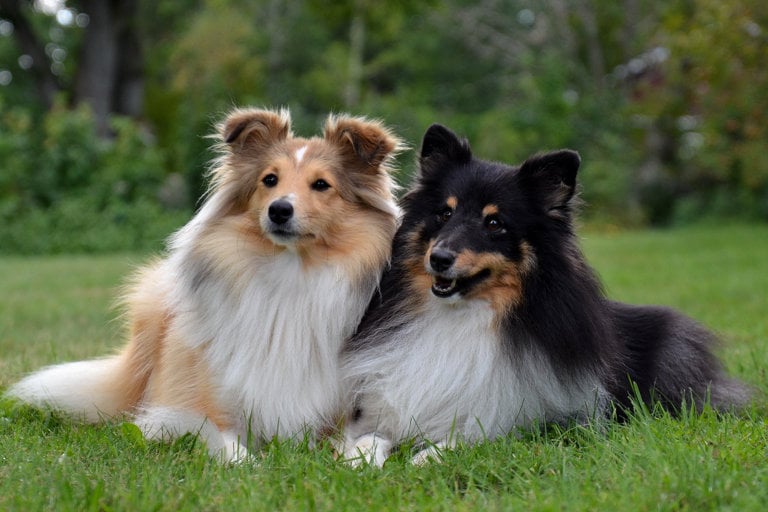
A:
[
  {"left": 431, "top": 275, "right": 458, "bottom": 297},
  {"left": 266, "top": 226, "right": 315, "bottom": 244},
  {"left": 269, "top": 228, "right": 298, "bottom": 239},
  {"left": 430, "top": 269, "right": 491, "bottom": 298}
]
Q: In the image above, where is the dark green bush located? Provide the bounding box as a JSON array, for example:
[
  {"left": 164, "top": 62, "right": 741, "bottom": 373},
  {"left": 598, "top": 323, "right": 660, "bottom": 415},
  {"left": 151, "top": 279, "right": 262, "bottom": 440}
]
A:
[{"left": 0, "top": 102, "right": 191, "bottom": 254}]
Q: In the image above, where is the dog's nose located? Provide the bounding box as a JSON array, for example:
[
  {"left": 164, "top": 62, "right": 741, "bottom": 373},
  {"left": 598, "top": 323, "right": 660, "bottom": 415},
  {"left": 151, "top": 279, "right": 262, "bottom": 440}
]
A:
[
  {"left": 429, "top": 248, "right": 456, "bottom": 273},
  {"left": 268, "top": 200, "right": 294, "bottom": 225}
]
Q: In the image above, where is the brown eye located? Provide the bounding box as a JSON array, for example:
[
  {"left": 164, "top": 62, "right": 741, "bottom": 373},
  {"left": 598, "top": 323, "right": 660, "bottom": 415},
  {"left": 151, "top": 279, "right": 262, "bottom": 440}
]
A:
[
  {"left": 437, "top": 208, "right": 453, "bottom": 223},
  {"left": 262, "top": 174, "right": 278, "bottom": 187},
  {"left": 311, "top": 179, "right": 331, "bottom": 191},
  {"left": 485, "top": 215, "right": 505, "bottom": 233}
]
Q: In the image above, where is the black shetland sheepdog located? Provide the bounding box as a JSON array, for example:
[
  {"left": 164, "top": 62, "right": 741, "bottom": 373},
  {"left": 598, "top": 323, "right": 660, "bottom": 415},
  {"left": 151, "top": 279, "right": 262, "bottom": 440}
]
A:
[{"left": 339, "top": 124, "right": 751, "bottom": 466}]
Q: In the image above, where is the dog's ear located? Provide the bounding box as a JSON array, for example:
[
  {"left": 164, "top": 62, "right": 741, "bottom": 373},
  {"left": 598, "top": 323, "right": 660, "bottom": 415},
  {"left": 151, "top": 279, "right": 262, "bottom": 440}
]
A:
[
  {"left": 221, "top": 108, "right": 292, "bottom": 152},
  {"left": 323, "top": 115, "right": 402, "bottom": 173},
  {"left": 418, "top": 124, "right": 472, "bottom": 178},
  {"left": 518, "top": 149, "right": 581, "bottom": 219}
]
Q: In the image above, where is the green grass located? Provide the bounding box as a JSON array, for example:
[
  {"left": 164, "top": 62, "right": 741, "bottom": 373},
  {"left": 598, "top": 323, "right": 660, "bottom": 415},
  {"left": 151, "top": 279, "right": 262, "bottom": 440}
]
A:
[{"left": 1, "top": 224, "right": 767, "bottom": 511}]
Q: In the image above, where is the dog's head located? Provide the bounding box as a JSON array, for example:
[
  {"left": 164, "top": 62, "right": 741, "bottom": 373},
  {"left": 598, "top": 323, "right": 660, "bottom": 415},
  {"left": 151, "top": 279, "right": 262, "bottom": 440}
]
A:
[
  {"left": 399, "top": 124, "right": 580, "bottom": 313},
  {"left": 210, "top": 108, "right": 402, "bottom": 257}
]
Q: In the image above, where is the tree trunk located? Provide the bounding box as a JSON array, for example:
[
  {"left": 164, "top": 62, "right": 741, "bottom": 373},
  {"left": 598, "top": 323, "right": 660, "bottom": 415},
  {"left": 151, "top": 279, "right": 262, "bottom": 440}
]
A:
[
  {"left": 113, "top": 0, "right": 144, "bottom": 118},
  {"left": 74, "top": 0, "right": 119, "bottom": 135},
  {"left": 0, "top": 0, "right": 144, "bottom": 132},
  {"left": 74, "top": 0, "right": 144, "bottom": 132},
  {"left": 0, "top": 0, "right": 61, "bottom": 107}
]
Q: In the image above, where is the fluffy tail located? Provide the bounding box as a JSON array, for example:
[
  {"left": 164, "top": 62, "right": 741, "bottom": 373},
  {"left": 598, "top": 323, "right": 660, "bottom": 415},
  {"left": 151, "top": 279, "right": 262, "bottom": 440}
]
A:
[
  {"left": 7, "top": 355, "right": 140, "bottom": 422},
  {"left": 608, "top": 301, "right": 752, "bottom": 414}
]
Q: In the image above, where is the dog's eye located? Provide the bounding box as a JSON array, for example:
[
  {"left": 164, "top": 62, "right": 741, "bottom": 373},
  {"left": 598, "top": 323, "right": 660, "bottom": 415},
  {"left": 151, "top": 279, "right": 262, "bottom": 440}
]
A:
[
  {"left": 311, "top": 179, "right": 331, "bottom": 191},
  {"left": 484, "top": 215, "right": 506, "bottom": 234},
  {"left": 262, "top": 174, "right": 278, "bottom": 188},
  {"left": 437, "top": 208, "right": 453, "bottom": 223}
]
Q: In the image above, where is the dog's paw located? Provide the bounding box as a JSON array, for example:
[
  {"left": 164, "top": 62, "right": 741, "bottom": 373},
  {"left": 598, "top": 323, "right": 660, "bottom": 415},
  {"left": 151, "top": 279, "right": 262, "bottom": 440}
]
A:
[
  {"left": 133, "top": 408, "right": 255, "bottom": 465},
  {"left": 218, "top": 431, "right": 254, "bottom": 465},
  {"left": 410, "top": 441, "right": 449, "bottom": 466},
  {"left": 343, "top": 432, "right": 391, "bottom": 468}
]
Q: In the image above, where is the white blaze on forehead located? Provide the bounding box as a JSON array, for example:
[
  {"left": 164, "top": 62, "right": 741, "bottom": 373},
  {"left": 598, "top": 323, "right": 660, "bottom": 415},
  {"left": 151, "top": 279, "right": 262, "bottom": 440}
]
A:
[{"left": 295, "top": 145, "right": 308, "bottom": 163}]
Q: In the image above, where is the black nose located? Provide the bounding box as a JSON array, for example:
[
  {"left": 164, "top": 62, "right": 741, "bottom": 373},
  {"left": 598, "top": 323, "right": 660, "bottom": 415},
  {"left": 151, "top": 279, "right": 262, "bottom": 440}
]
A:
[
  {"left": 268, "top": 200, "right": 294, "bottom": 225},
  {"left": 429, "top": 248, "right": 456, "bottom": 273}
]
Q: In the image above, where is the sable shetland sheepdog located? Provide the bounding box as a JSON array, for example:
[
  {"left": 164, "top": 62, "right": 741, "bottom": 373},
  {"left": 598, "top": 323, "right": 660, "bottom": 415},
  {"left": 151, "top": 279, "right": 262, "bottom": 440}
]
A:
[
  {"left": 339, "top": 124, "right": 750, "bottom": 466},
  {"left": 7, "top": 107, "right": 403, "bottom": 462}
]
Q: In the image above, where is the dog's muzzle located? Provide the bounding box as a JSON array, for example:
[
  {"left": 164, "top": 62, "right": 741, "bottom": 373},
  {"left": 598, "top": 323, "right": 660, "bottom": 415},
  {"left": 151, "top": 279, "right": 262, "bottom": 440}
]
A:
[
  {"left": 426, "top": 247, "right": 459, "bottom": 297},
  {"left": 426, "top": 246, "right": 491, "bottom": 299}
]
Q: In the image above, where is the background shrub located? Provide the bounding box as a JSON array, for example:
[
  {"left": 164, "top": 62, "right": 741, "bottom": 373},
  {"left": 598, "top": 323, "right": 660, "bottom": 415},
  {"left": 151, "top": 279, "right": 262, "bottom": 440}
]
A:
[{"left": 0, "top": 102, "right": 190, "bottom": 254}]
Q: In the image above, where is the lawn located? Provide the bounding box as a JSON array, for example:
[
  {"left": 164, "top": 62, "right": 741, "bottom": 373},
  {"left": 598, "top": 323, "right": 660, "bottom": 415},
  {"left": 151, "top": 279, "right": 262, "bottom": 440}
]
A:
[{"left": 1, "top": 224, "right": 766, "bottom": 511}]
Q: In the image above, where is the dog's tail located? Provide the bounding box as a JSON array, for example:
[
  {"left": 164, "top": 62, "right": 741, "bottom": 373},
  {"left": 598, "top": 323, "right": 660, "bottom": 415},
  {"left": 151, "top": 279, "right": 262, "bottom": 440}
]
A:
[
  {"left": 608, "top": 301, "right": 753, "bottom": 414},
  {"left": 6, "top": 263, "right": 167, "bottom": 422},
  {"left": 7, "top": 353, "right": 144, "bottom": 421}
]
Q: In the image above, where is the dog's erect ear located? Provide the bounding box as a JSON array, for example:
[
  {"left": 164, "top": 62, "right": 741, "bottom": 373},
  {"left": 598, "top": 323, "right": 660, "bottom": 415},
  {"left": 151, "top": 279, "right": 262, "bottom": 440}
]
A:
[
  {"left": 323, "top": 115, "right": 401, "bottom": 173},
  {"left": 418, "top": 124, "right": 472, "bottom": 178},
  {"left": 518, "top": 149, "right": 581, "bottom": 219},
  {"left": 420, "top": 124, "right": 472, "bottom": 162},
  {"left": 221, "top": 108, "right": 291, "bottom": 152}
]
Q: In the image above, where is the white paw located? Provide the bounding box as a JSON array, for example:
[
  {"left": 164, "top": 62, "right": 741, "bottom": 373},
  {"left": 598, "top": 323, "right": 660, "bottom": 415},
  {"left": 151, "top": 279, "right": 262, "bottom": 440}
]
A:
[
  {"left": 343, "top": 433, "right": 392, "bottom": 468},
  {"left": 133, "top": 407, "right": 254, "bottom": 464},
  {"left": 218, "top": 431, "right": 253, "bottom": 465},
  {"left": 411, "top": 441, "right": 449, "bottom": 466}
]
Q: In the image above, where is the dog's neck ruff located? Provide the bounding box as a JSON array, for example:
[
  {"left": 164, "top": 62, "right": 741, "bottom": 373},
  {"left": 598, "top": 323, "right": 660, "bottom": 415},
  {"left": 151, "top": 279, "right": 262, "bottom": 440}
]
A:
[
  {"left": 345, "top": 297, "right": 605, "bottom": 443},
  {"left": 163, "top": 197, "right": 380, "bottom": 440}
]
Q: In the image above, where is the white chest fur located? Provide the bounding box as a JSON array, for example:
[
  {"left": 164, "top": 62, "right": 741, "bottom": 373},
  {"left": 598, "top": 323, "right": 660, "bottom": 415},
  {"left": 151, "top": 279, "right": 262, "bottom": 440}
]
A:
[
  {"left": 346, "top": 297, "right": 605, "bottom": 443},
  {"left": 169, "top": 248, "right": 372, "bottom": 440}
]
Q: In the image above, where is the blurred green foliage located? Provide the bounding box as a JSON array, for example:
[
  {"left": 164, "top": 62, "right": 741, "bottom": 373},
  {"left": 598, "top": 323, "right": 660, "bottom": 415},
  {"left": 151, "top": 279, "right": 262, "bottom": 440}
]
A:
[
  {"left": 0, "top": 100, "right": 188, "bottom": 253},
  {"left": 0, "top": 0, "right": 766, "bottom": 253}
]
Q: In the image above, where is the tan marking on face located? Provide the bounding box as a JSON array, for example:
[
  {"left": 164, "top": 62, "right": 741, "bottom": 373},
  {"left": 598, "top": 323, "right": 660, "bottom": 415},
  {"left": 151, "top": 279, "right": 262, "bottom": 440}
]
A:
[
  {"left": 446, "top": 196, "right": 458, "bottom": 209},
  {"left": 420, "top": 238, "right": 438, "bottom": 275},
  {"left": 482, "top": 204, "right": 499, "bottom": 216},
  {"left": 400, "top": 228, "right": 432, "bottom": 309},
  {"left": 452, "top": 241, "right": 537, "bottom": 315},
  {"left": 518, "top": 241, "right": 537, "bottom": 274},
  {"left": 245, "top": 143, "right": 340, "bottom": 240}
]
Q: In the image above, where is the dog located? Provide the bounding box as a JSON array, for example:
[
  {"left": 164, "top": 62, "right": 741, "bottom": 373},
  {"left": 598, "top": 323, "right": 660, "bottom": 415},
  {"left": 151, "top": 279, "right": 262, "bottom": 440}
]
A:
[
  {"left": 339, "top": 123, "right": 751, "bottom": 466},
  {"left": 7, "top": 107, "right": 403, "bottom": 462}
]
